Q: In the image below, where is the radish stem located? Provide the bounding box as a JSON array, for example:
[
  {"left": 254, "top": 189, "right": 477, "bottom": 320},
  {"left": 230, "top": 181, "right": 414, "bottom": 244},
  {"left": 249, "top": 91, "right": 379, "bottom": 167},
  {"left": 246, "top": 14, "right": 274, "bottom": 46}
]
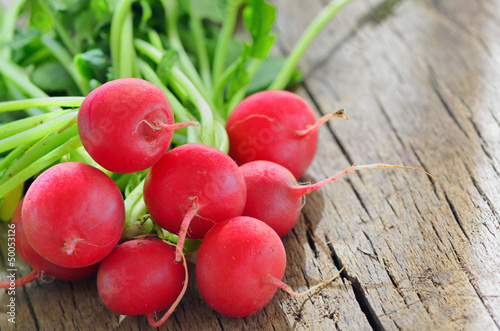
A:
[
  {"left": 0, "top": 271, "right": 38, "bottom": 288},
  {"left": 147, "top": 240, "right": 189, "bottom": 327},
  {"left": 0, "top": 98, "right": 84, "bottom": 113},
  {"left": 294, "top": 163, "right": 435, "bottom": 197}
]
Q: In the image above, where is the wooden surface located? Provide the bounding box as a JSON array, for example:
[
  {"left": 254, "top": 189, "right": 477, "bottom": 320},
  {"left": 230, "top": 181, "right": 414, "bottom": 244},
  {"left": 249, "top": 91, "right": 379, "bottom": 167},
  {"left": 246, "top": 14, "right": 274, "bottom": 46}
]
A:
[{"left": 2, "top": 0, "right": 500, "bottom": 330}]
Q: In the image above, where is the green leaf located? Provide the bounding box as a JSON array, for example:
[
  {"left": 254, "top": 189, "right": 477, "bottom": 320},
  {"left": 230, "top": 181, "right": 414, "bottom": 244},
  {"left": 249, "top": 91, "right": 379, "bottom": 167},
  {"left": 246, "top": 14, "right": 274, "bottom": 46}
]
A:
[
  {"left": 9, "top": 29, "right": 45, "bottom": 64},
  {"left": 30, "top": 61, "right": 75, "bottom": 92},
  {"left": 74, "top": 10, "right": 100, "bottom": 48},
  {"left": 222, "top": 0, "right": 277, "bottom": 103},
  {"left": 90, "top": 0, "right": 110, "bottom": 20},
  {"left": 247, "top": 57, "right": 301, "bottom": 93},
  {"left": 242, "top": 0, "right": 277, "bottom": 59},
  {"left": 28, "top": 0, "right": 53, "bottom": 30},
  {"left": 225, "top": 54, "right": 250, "bottom": 101},
  {"left": 74, "top": 48, "right": 109, "bottom": 82},
  {"left": 44, "top": 0, "right": 86, "bottom": 11},
  {"left": 189, "top": 0, "right": 227, "bottom": 23}
]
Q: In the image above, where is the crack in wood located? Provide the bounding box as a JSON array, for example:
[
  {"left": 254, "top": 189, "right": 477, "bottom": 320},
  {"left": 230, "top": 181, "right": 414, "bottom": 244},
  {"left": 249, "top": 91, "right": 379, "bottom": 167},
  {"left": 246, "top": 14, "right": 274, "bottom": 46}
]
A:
[
  {"left": 215, "top": 314, "right": 225, "bottom": 331},
  {"left": 447, "top": 240, "right": 500, "bottom": 330},
  {"left": 326, "top": 240, "right": 384, "bottom": 331},
  {"left": 290, "top": 227, "right": 313, "bottom": 289},
  {"left": 462, "top": 162, "right": 500, "bottom": 224},
  {"left": 371, "top": 91, "right": 406, "bottom": 151},
  {"left": 426, "top": 64, "right": 470, "bottom": 140},
  {"left": 173, "top": 309, "right": 183, "bottom": 330},
  {"left": 22, "top": 286, "right": 40, "bottom": 330},
  {"left": 442, "top": 190, "right": 470, "bottom": 241},
  {"left": 303, "top": 213, "right": 319, "bottom": 260},
  {"left": 362, "top": 230, "right": 380, "bottom": 259},
  {"left": 408, "top": 144, "right": 438, "bottom": 195}
]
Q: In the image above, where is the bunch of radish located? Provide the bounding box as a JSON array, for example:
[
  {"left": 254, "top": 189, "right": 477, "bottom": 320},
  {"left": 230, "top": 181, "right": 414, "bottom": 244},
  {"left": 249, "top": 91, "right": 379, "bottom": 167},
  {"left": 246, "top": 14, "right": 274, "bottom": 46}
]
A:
[
  {"left": 0, "top": 77, "right": 430, "bottom": 327},
  {"left": 0, "top": 0, "right": 433, "bottom": 327}
]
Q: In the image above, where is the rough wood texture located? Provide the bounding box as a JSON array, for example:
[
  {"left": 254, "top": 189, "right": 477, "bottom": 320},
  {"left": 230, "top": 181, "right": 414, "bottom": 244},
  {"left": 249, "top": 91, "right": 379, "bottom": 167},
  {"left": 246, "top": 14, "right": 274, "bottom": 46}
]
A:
[{"left": 1, "top": 0, "right": 500, "bottom": 330}]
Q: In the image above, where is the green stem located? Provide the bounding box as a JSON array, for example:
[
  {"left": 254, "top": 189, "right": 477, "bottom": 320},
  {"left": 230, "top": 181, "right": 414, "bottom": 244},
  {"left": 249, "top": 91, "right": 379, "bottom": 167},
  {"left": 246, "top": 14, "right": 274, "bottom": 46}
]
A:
[
  {"left": 161, "top": 0, "right": 208, "bottom": 100},
  {"left": 129, "top": 198, "right": 148, "bottom": 228},
  {"left": 0, "top": 0, "right": 26, "bottom": 59},
  {"left": 147, "top": 29, "right": 164, "bottom": 52},
  {"left": 0, "top": 58, "right": 59, "bottom": 112},
  {"left": 4, "top": 81, "right": 42, "bottom": 116},
  {"left": 171, "top": 132, "right": 188, "bottom": 146},
  {"left": 269, "top": 0, "right": 356, "bottom": 90},
  {"left": 124, "top": 179, "right": 145, "bottom": 228},
  {"left": 0, "top": 109, "right": 73, "bottom": 140},
  {"left": 189, "top": 2, "right": 213, "bottom": 95},
  {"left": 118, "top": 12, "right": 137, "bottom": 78},
  {"left": 169, "top": 67, "right": 214, "bottom": 146},
  {"left": 214, "top": 120, "right": 229, "bottom": 154},
  {"left": 0, "top": 126, "right": 79, "bottom": 185},
  {"left": 213, "top": 56, "right": 246, "bottom": 109},
  {"left": 227, "top": 59, "right": 262, "bottom": 115},
  {"left": 212, "top": 0, "right": 243, "bottom": 88},
  {"left": 134, "top": 38, "right": 162, "bottom": 62},
  {"left": 0, "top": 143, "right": 31, "bottom": 174},
  {"left": 110, "top": 0, "right": 136, "bottom": 79},
  {"left": 0, "top": 112, "right": 77, "bottom": 154},
  {"left": 0, "top": 97, "right": 84, "bottom": 113},
  {"left": 0, "top": 136, "right": 82, "bottom": 199}
]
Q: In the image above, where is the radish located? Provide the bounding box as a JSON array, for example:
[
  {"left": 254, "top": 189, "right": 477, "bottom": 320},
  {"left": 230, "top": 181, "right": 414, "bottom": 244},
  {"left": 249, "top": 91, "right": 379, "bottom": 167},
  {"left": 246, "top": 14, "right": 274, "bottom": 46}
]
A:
[
  {"left": 196, "top": 216, "right": 344, "bottom": 317},
  {"left": 78, "top": 78, "right": 199, "bottom": 174},
  {"left": 0, "top": 199, "right": 99, "bottom": 288},
  {"left": 240, "top": 160, "right": 432, "bottom": 237},
  {"left": 22, "top": 162, "right": 125, "bottom": 268},
  {"left": 143, "top": 143, "right": 247, "bottom": 261},
  {"left": 97, "top": 238, "right": 188, "bottom": 327},
  {"left": 226, "top": 90, "right": 347, "bottom": 179}
]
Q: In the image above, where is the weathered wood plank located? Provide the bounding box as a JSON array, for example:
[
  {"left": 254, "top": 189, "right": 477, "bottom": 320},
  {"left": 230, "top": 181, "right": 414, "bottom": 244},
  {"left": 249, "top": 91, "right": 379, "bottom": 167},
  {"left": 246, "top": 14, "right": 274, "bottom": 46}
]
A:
[
  {"left": 272, "top": 0, "right": 500, "bottom": 329},
  {"left": 1, "top": 0, "right": 499, "bottom": 330}
]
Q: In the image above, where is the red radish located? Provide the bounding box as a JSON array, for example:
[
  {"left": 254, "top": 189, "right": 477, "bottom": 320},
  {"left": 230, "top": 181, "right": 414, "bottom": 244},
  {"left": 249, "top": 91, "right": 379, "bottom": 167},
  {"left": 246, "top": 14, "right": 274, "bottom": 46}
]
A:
[
  {"left": 143, "top": 143, "right": 247, "bottom": 261},
  {"left": 226, "top": 90, "right": 347, "bottom": 179},
  {"left": 97, "top": 238, "right": 188, "bottom": 327},
  {"left": 196, "top": 216, "right": 344, "bottom": 317},
  {"left": 240, "top": 161, "right": 432, "bottom": 237},
  {"left": 0, "top": 199, "right": 99, "bottom": 288},
  {"left": 196, "top": 216, "right": 286, "bottom": 317},
  {"left": 78, "top": 78, "right": 199, "bottom": 174},
  {"left": 22, "top": 162, "right": 125, "bottom": 268}
]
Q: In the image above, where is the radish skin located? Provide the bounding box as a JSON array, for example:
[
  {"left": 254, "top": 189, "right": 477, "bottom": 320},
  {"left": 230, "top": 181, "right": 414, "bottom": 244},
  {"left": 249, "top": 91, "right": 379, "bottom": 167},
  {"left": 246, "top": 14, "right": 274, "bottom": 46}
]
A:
[
  {"left": 0, "top": 199, "right": 99, "bottom": 288},
  {"left": 196, "top": 216, "right": 286, "bottom": 318},
  {"left": 143, "top": 143, "right": 247, "bottom": 262},
  {"left": 78, "top": 78, "right": 199, "bottom": 174},
  {"left": 97, "top": 238, "right": 188, "bottom": 327},
  {"left": 22, "top": 162, "right": 125, "bottom": 268},
  {"left": 226, "top": 90, "right": 347, "bottom": 179}
]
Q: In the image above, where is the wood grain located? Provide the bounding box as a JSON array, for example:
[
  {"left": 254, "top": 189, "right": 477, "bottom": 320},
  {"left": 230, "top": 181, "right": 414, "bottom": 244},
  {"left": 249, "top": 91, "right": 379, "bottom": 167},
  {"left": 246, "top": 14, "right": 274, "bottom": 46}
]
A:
[{"left": 1, "top": 0, "right": 499, "bottom": 330}]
